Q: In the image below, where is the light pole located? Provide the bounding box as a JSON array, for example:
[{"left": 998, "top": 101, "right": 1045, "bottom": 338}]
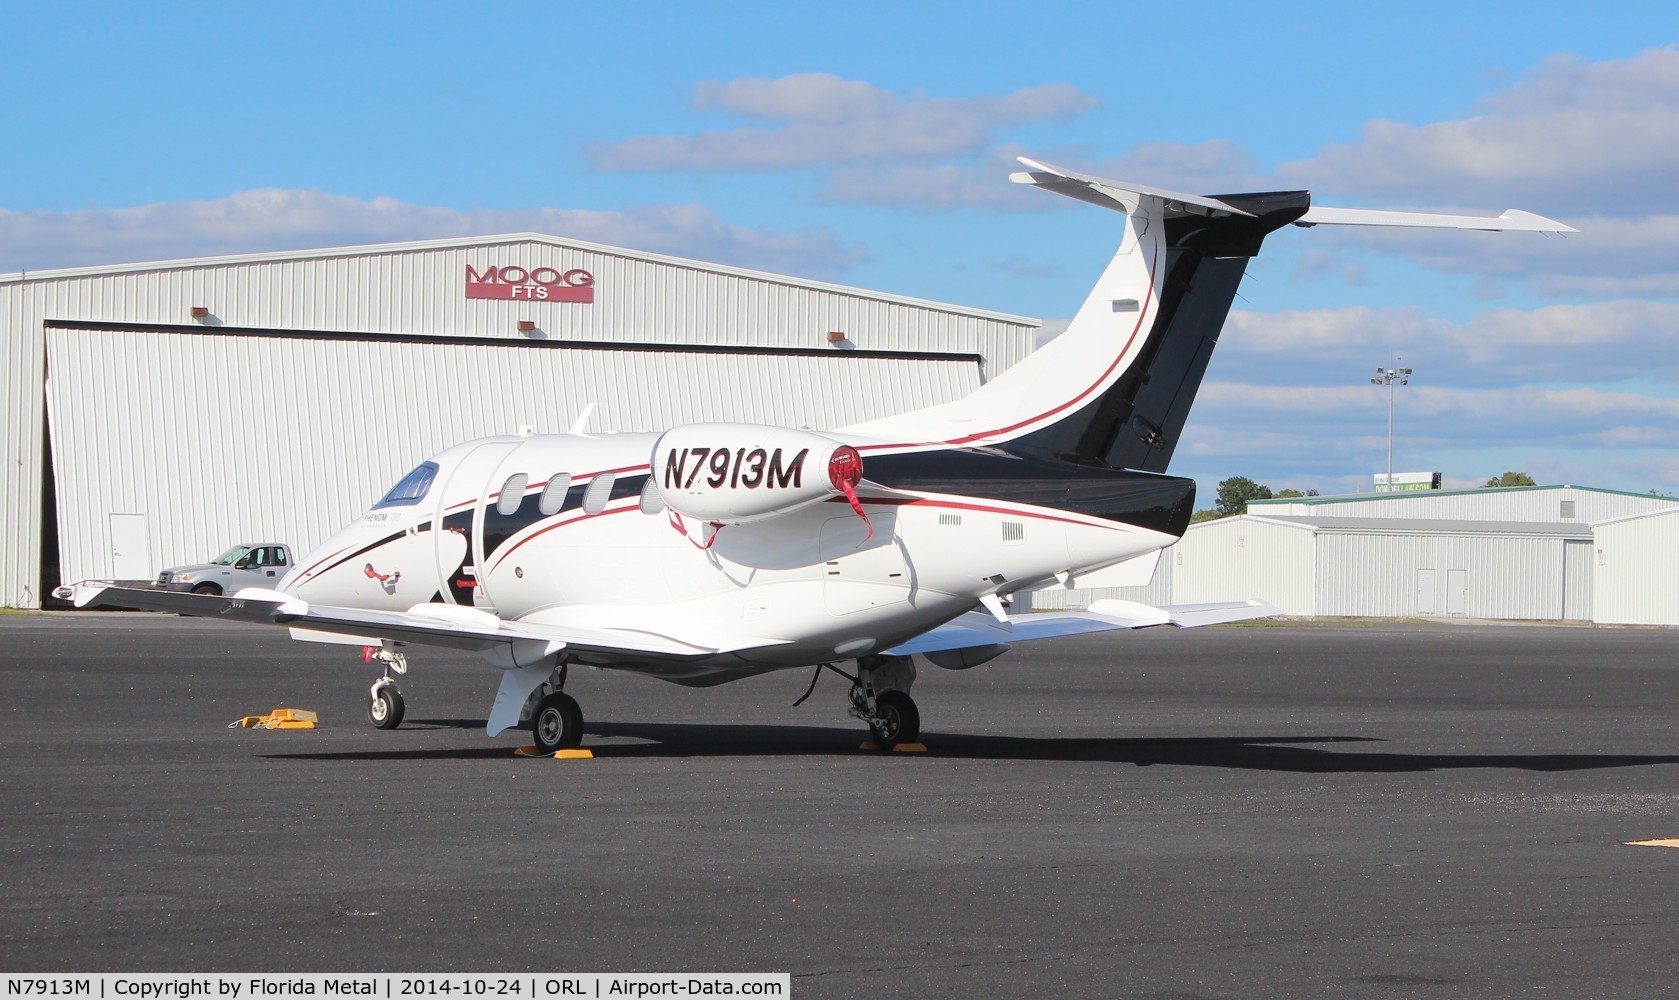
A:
[{"left": 1371, "top": 359, "right": 1412, "bottom": 492}]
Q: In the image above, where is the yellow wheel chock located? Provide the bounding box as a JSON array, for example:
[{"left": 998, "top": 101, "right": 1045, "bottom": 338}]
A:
[
  {"left": 229, "top": 708, "right": 319, "bottom": 730},
  {"left": 514, "top": 746, "right": 595, "bottom": 759}
]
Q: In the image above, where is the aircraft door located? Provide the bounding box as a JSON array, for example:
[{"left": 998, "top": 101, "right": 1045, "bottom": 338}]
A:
[
  {"left": 471, "top": 442, "right": 538, "bottom": 612},
  {"left": 431, "top": 441, "right": 518, "bottom": 606}
]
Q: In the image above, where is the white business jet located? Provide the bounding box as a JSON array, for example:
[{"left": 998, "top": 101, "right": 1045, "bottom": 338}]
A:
[{"left": 61, "top": 158, "right": 1573, "bottom": 752}]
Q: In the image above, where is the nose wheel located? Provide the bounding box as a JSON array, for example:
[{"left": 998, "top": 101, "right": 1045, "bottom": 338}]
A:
[
  {"left": 364, "top": 646, "right": 409, "bottom": 731},
  {"left": 369, "top": 681, "right": 405, "bottom": 729},
  {"left": 531, "top": 692, "right": 585, "bottom": 753}
]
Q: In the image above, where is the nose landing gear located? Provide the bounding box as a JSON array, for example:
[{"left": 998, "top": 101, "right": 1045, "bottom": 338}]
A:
[{"left": 364, "top": 646, "right": 409, "bottom": 730}]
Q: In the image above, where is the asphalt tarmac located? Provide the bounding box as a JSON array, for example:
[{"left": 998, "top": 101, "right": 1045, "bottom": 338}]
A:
[{"left": 3, "top": 613, "right": 1678, "bottom": 997}]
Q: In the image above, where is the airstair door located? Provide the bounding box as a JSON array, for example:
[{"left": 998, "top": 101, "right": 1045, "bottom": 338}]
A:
[{"left": 432, "top": 442, "right": 519, "bottom": 606}]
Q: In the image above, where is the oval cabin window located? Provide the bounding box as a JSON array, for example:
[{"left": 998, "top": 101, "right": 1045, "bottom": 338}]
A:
[
  {"left": 539, "top": 473, "right": 572, "bottom": 515},
  {"left": 496, "top": 474, "right": 528, "bottom": 516}
]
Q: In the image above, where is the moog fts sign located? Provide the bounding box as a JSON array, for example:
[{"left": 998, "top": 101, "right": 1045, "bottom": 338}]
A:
[{"left": 465, "top": 263, "right": 595, "bottom": 303}]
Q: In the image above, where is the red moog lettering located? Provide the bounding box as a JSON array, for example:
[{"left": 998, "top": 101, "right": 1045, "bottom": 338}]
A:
[{"left": 465, "top": 263, "right": 595, "bottom": 303}]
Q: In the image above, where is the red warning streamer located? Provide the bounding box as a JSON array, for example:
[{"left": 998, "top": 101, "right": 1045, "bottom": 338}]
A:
[{"left": 828, "top": 445, "right": 873, "bottom": 544}]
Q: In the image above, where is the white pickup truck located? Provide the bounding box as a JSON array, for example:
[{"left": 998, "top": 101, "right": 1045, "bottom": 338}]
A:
[{"left": 155, "top": 542, "right": 294, "bottom": 595}]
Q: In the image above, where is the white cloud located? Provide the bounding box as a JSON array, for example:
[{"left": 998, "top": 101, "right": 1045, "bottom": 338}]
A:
[
  {"left": 588, "top": 74, "right": 1098, "bottom": 173},
  {"left": 1276, "top": 46, "right": 1679, "bottom": 216},
  {"left": 1194, "top": 380, "right": 1679, "bottom": 453},
  {"left": 0, "top": 190, "right": 867, "bottom": 279},
  {"left": 1218, "top": 300, "right": 1679, "bottom": 387},
  {"left": 817, "top": 139, "right": 1262, "bottom": 212}
]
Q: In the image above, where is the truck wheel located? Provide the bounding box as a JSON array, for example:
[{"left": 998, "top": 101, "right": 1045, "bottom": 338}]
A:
[{"left": 191, "top": 583, "right": 222, "bottom": 596}]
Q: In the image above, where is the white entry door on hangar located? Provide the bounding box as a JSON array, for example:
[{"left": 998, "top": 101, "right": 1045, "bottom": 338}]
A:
[{"left": 108, "top": 513, "right": 150, "bottom": 581}]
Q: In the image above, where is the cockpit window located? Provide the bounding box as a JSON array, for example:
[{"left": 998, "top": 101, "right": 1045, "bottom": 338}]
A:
[{"left": 374, "top": 462, "right": 439, "bottom": 509}]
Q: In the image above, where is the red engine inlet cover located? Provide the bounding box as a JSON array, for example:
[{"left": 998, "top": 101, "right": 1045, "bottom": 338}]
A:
[{"left": 828, "top": 445, "right": 863, "bottom": 491}]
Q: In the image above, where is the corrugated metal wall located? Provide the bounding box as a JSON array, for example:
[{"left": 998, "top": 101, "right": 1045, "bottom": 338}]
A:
[
  {"left": 2, "top": 283, "right": 47, "bottom": 605},
  {"left": 1313, "top": 531, "right": 1586, "bottom": 620},
  {"left": 1030, "top": 548, "right": 1175, "bottom": 610},
  {"left": 10, "top": 237, "right": 1034, "bottom": 362},
  {"left": 1594, "top": 510, "right": 1679, "bottom": 625},
  {"left": 1252, "top": 487, "right": 1677, "bottom": 524},
  {"left": 1172, "top": 517, "right": 1317, "bottom": 614},
  {"left": 2, "top": 235, "right": 1037, "bottom": 605},
  {"left": 45, "top": 327, "right": 983, "bottom": 586}
]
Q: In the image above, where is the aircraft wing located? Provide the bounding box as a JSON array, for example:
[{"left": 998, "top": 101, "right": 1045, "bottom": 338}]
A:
[
  {"left": 59, "top": 583, "right": 781, "bottom": 661},
  {"left": 884, "top": 598, "right": 1280, "bottom": 657}
]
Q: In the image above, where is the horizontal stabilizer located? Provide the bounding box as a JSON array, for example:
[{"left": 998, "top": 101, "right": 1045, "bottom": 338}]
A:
[
  {"left": 1010, "top": 157, "right": 1257, "bottom": 218},
  {"left": 1295, "top": 205, "right": 1576, "bottom": 233}
]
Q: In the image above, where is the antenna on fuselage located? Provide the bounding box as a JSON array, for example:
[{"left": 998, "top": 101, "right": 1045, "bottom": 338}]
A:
[{"left": 568, "top": 403, "right": 598, "bottom": 435}]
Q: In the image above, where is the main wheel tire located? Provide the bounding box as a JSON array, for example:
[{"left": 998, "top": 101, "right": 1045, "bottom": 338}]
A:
[
  {"left": 531, "top": 692, "right": 584, "bottom": 753},
  {"left": 191, "top": 583, "right": 222, "bottom": 596},
  {"left": 869, "top": 690, "right": 920, "bottom": 748},
  {"left": 369, "top": 686, "right": 405, "bottom": 729}
]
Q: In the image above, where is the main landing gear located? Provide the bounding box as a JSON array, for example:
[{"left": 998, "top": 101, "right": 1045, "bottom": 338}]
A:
[
  {"left": 365, "top": 646, "right": 408, "bottom": 730},
  {"left": 846, "top": 654, "right": 920, "bottom": 748}
]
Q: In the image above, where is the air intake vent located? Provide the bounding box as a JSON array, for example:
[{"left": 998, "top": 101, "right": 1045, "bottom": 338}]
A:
[
  {"left": 1001, "top": 521, "right": 1024, "bottom": 542},
  {"left": 939, "top": 514, "right": 962, "bottom": 526}
]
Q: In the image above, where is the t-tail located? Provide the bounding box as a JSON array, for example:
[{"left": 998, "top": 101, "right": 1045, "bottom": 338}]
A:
[{"left": 842, "top": 156, "right": 1574, "bottom": 476}]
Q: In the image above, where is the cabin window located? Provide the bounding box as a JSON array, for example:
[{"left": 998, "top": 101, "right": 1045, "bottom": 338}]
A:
[
  {"left": 582, "top": 473, "right": 615, "bottom": 515},
  {"left": 373, "top": 462, "right": 439, "bottom": 509},
  {"left": 539, "top": 473, "right": 573, "bottom": 515},
  {"left": 639, "top": 478, "right": 666, "bottom": 514},
  {"left": 496, "top": 473, "right": 528, "bottom": 516}
]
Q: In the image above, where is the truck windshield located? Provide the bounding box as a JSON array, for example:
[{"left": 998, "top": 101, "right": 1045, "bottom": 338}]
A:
[
  {"left": 211, "top": 546, "right": 251, "bottom": 566},
  {"left": 374, "top": 461, "right": 439, "bottom": 509}
]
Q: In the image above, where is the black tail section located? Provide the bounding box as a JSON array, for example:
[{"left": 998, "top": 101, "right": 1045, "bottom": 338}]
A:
[{"left": 1000, "top": 191, "right": 1310, "bottom": 472}]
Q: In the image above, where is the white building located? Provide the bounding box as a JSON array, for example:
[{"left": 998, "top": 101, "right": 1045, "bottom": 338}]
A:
[
  {"left": 2, "top": 234, "right": 1037, "bottom": 607},
  {"left": 1172, "top": 514, "right": 1594, "bottom": 620},
  {"left": 1247, "top": 484, "right": 1673, "bottom": 524},
  {"left": 1036, "top": 485, "right": 1679, "bottom": 625},
  {"left": 1592, "top": 507, "right": 1679, "bottom": 626}
]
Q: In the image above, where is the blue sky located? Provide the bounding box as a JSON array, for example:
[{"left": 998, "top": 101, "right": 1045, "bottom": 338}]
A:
[{"left": 4, "top": 1, "right": 1676, "bottom": 500}]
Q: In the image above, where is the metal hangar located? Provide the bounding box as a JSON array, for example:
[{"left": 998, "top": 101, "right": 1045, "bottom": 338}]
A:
[
  {"left": 1035, "top": 484, "right": 1679, "bottom": 626},
  {"left": 1, "top": 234, "right": 1037, "bottom": 607}
]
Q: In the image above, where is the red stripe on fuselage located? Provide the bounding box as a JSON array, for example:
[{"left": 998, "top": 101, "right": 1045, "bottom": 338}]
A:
[{"left": 854, "top": 240, "right": 1161, "bottom": 455}]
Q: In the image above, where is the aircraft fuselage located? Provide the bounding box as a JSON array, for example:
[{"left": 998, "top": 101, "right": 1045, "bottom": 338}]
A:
[{"left": 278, "top": 430, "right": 1179, "bottom": 682}]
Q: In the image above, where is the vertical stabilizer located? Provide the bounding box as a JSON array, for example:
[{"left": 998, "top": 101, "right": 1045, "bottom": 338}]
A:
[{"left": 841, "top": 160, "right": 1307, "bottom": 472}]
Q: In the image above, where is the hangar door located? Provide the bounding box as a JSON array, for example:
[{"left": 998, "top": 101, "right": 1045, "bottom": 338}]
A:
[{"left": 44, "top": 324, "right": 982, "bottom": 586}]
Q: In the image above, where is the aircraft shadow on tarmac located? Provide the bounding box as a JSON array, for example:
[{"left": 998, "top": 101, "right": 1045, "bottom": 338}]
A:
[{"left": 259, "top": 720, "right": 1679, "bottom": 774}]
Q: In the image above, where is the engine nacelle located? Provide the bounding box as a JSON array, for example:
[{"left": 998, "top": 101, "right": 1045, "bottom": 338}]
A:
[{"left": 651, "top": 423, "right": 863, "bottom": 525}]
